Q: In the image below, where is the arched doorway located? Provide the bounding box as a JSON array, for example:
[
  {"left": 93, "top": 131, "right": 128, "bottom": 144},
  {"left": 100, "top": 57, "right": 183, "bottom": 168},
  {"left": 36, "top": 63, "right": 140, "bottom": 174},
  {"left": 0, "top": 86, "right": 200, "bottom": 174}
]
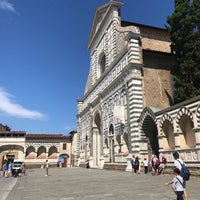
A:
[
  {"left": 145, "top": 119, "right": 159, "bottom": 158},
  {"left": 92, "top": 111, "right": 101, "bottom": 167},
  {"left": 59, "top": 154, "right": 69, "bottom": 167},
  {"left": 109, "top": 124, "right": 115, "bottom": 163},
  {"left": 0, "top": 144, "right": 24, "bottom": 168},
  {"left": 139, "top": 107, "right": 160, "bottom": 160}
]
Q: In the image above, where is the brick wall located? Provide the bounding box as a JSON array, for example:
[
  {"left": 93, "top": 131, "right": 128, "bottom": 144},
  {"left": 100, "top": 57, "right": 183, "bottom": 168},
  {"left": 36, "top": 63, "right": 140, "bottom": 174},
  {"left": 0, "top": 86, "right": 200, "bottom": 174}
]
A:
[{"left": 142, "top": 51, "right": 175, "bottom": 110}]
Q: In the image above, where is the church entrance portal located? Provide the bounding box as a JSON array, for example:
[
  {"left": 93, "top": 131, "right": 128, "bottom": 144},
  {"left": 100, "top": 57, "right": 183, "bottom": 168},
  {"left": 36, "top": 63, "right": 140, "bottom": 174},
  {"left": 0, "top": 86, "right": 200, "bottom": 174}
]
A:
[{"left": 141, "top": 115, "right": 160, "bottom": 160}]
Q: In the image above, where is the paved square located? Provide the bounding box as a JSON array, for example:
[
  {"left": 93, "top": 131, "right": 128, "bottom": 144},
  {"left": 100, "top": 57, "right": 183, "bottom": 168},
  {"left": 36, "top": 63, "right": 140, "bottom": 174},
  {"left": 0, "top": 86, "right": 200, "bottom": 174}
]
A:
[{"left": 4, "top": 167, "right": 200, "bottom": 200}]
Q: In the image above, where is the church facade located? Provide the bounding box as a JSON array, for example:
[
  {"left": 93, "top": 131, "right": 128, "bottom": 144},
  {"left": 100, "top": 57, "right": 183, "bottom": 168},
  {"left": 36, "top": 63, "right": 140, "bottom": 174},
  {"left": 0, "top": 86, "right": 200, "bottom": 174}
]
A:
[{"left": 77, "top": 1, "right": 200, "bottom": 171}]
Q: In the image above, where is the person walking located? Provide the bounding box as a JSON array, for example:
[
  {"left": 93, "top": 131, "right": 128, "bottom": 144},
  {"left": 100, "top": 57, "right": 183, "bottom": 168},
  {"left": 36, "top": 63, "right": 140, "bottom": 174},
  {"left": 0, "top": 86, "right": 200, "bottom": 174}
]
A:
[
  {"left": 143, "top": 158, "right": 148, "bottom": 174},
  {"left": 150, "top": 155, "right": 155, "bottom": 175},
  {"left": 131, "top": 155, "right": 136, "bottom": 174},
  {"left": 135, "top": 156, "right": 140, "bottom": 174},
  {"left": 160, "top": 155, "right": 167, "bottom": 175},
  {"left": 152, "top": 155, "right": 160, "bottom": 175},
  {"left": 2, "top": 161, "right": 8, "bottom": 177},
  {"left": 7, "top": 162, "right": 12, "bottom": 177},
  {"left": 165, "top": 168, "right": 184, "bottom": 200},
  {"left": 44, "top": 160, "right": 49, "bottom": 176},
  {"left": 57, "top": 160, "right": 60, "bottom": 167},
  {"left": 173, "top": 151, "right": 188, "bottom": 200},
  {"left": 21, "top": 162, "right": 26, "bottom": 176}
]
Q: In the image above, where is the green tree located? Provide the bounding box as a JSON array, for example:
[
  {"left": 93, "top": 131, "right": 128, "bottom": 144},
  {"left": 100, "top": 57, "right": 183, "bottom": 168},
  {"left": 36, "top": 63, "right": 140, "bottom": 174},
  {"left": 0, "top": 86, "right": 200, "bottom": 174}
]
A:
[{"left": 166, "top": 0, "right": 200, "bottom": 103}]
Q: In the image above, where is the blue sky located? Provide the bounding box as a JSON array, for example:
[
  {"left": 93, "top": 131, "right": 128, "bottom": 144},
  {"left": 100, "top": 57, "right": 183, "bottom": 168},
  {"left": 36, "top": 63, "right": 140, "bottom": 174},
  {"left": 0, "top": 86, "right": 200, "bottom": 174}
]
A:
[{"left": 0, "top": 0, "right": 174, "bottom": 135}]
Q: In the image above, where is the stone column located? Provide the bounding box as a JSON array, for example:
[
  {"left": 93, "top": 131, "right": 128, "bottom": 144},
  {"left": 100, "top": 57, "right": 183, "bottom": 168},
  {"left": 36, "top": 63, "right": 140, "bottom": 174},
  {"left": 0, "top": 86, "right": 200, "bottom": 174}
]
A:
[
  {"left": 157, "top": 124, "right": 165, "bottom": 151},
  {"left": 114, "top": 137, "right": 118, "bottom": 155}
]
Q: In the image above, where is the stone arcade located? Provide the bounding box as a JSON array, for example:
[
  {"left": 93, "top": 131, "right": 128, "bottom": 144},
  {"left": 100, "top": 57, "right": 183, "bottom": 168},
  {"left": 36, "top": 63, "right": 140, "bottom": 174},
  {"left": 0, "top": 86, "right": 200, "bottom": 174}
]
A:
[
  {"left": 0, "top": 124, "right": 76, "bottom": 168},
  {"left": 77, "top": 1, "right": 200, "bottom": 172}
]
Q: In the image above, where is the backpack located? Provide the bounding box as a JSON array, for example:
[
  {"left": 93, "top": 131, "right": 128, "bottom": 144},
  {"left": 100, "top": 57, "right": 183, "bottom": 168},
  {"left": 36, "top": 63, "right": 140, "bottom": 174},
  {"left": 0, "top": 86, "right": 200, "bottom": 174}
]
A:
[
  {"left": 177, "top": 160, "right": 190, "bottom": 181},
  {"left": 162, "top": 157, "right": 167, "bottom": 164},
  {"left": 155, "top": 158, "right": 160, "bottom": 166}
]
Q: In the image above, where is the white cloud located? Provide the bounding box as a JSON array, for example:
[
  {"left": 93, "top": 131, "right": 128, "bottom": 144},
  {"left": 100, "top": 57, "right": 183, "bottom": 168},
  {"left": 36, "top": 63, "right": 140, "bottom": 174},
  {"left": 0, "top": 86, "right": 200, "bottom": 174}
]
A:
[
  {"left": 0, "top": 0, "right": 17, "bottom": 13},
  {"left": 0, "top": 87, "right": 46, "bottom": 120}
]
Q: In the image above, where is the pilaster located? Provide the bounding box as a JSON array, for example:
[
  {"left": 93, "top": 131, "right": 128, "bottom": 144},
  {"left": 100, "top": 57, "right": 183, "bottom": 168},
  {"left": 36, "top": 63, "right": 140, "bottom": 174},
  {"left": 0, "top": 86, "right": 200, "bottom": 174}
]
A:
[
  {"left": 194, "top": 128, "right": 200, "bottom": 147},
  {"left": 89, "top": 106, "right": 93, "bottom": 157},
  {"left": 125, "top": 72, "right": 143, "bottom": 153},
  {"left": 158, "top": 134, "right": 165, "bottom": 150},
  {"left": 174, "top": 132, "right": 181, "bottom": 149}
]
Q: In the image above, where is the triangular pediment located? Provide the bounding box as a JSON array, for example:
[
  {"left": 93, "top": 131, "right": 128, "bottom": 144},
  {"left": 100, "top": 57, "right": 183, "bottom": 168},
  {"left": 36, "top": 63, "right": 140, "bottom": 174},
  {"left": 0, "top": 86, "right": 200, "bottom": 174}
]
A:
[{"left": 88, "top": 1, "right": 122, "bottom": 49}]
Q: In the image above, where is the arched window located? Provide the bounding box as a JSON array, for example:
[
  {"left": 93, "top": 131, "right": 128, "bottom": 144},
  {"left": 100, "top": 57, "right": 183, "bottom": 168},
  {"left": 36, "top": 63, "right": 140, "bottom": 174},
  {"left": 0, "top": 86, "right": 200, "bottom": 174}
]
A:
[
  {"left": 100, "top": 54, "right": 106, "bottom": 75},
  {"left": 48, "top": 146, "right": 58, "bottom": 159},
  {"left": 109, "top": 124, "right": 114, "bottom": 135},
  {"left": 25, "top": 146, "right": 36, "bottom": 159},
  {"left": 37, "top": 146, "right": 46, "bottom": 159}
]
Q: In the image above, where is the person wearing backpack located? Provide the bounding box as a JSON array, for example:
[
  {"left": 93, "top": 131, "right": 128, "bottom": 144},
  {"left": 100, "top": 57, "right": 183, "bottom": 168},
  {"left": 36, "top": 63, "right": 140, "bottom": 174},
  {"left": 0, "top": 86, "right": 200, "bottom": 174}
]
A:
[
  {"left": 165, "top": 168, "right": 184, "bottom": 200},
  {"left": 173, "top": 151, "right": 188, "bottom": 200}
]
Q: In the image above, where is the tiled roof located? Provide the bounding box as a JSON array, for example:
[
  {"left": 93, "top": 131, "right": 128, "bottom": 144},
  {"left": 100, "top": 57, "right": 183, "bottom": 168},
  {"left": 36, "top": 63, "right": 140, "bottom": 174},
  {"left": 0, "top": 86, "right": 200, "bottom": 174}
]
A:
[
  {"left": 26, "top": 134, "right": 70, "bottom": 140},
  {"left": 0, "top": 131, "right": 26, "bottom": 135}
]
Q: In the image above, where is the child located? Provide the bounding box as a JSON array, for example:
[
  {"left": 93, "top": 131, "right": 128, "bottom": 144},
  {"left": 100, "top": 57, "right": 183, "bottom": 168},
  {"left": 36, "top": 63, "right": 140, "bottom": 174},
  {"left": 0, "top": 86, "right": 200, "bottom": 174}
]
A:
[
  {"left": 45, "top": 160, "right": 49, "bottom": 176},
  {"left": 165, "top": 168, "right": 184, "bottom": 200}
]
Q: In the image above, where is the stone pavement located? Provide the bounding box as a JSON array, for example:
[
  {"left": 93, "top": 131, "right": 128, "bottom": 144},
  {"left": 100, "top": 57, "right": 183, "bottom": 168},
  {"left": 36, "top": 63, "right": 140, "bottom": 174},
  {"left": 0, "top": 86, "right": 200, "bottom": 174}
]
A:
[
  {"left": 1, "top": 167, "right": 200, "bottom": 200},
  {"left": 0, "top": 174, "right": 17, "bottom": 200}
]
